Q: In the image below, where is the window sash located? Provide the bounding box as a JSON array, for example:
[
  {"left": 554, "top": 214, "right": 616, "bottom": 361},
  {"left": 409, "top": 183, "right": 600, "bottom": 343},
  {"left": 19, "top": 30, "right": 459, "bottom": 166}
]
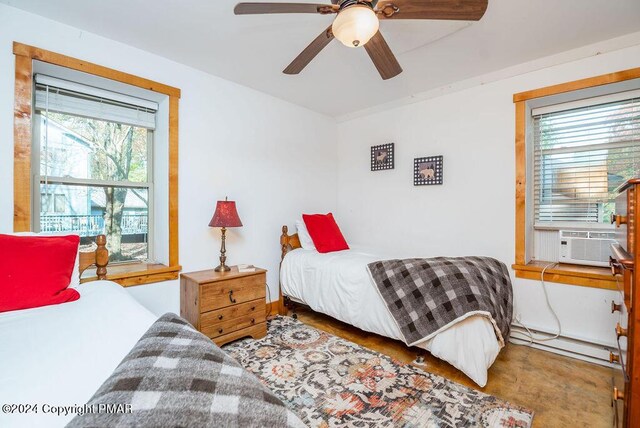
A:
[
  {"left": 532, "top": 93, "right": 640, "bottom": 225},
  {"left": 31, "top": 111, "right": 155, "bottom": 262}
]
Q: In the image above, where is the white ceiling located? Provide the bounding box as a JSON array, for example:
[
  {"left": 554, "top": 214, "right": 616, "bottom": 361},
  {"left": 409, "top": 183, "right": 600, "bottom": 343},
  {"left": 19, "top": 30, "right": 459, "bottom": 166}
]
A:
[{"left": 3, "top": 0, "right": 640, "bottom": 117}]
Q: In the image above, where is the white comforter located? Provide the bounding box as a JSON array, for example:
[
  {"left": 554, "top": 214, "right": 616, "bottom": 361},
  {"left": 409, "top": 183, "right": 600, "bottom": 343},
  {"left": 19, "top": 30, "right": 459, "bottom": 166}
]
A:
[
  {"left": 280, "top": 247, "right": 501, "bottom": 387},
  {"left": 0, "top": 281, "right": 157, "bottom": 428}
]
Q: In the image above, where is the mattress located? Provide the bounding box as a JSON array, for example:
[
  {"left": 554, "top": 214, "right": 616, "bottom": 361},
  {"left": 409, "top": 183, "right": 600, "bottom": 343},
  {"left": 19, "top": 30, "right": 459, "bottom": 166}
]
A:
[
  {"left": 0, "top": 281, "right": 157, "bottom": 428},
  {"left": 280, "top": 247, "right": 502, "bottom": 387}
]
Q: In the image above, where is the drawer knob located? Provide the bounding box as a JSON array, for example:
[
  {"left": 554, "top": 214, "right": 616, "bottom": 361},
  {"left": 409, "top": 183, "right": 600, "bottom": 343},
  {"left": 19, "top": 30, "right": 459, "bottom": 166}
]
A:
[
  {"left": 611, "top": 214, "right": 628, "bottom": 227},
  {"left": 229, "top": 290, "right": 237, "bottom": 304},
  {"left": 613, "top": 386, "right": 624, "bottom": 401},
  {"left": 616, "top": 323, "right": 628, "bottom": 338},
  {"left": 610, "top": 352, "right": 620, "bottom": 364},
  {"left": 218, "top": 328, "right": 223, "bottom": 334},
  {"left": 611, "top": 301, "right": 623, "bottom": 314},
  {"left": 218, "top": 315, "right": 224, "bottom": 320},
  {"left": 609, "top": 257, "right": 623, "bottom": 276},
  {"left": 251, "top": 306, "right": 256, "bottom": 311},
  {"left": 251, "top": 318, "right": 255, "bottom": 324}
]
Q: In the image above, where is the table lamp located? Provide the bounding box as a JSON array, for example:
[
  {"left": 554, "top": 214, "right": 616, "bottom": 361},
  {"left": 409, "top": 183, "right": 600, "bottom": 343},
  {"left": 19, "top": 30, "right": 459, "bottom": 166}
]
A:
[{"left": 209, "top": 197, "right": 243, "bottom": 272}]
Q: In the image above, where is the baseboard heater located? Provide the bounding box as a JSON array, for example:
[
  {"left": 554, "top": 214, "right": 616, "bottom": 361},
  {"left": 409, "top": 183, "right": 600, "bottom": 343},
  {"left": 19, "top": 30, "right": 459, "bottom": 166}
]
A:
[{"left": 509, "top": 324, "right": 622, "bottom": 368}]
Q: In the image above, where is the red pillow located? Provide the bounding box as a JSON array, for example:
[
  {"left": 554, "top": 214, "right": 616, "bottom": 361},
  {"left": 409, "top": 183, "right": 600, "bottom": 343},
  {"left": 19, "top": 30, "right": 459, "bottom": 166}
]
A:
[
  {"left": 0, "top": 234, "right": 80, "bottom": 312},
  {"left": 302, "top": 213, "right": 349, "bottom": 253}
]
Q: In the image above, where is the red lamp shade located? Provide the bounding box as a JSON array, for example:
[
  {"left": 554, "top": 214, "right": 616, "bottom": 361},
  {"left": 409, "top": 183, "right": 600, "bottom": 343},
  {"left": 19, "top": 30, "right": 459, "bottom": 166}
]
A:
[{"left": 209, "top": 200, "right": 243, "bottom": 228}]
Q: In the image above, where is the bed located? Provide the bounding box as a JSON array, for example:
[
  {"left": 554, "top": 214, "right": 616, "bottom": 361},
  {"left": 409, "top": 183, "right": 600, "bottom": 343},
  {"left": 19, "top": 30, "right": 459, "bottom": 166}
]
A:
[
  {"left": 0, "top": 280, "right": 157, "bottom": 427},
  {"left": 0, "top": 234, "right": 302, "bottom": 428},
  {"left": 0, "top": 236, "right": 141, "bottom": 427},
  {"left": 279, "top": 225, "right": 509, "bottom": 387}
]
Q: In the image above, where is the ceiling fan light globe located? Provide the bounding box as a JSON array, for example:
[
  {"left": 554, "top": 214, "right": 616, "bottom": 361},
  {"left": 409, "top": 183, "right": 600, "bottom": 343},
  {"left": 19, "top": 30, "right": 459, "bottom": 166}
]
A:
[{"left": 332, "top": 4, "right": 379, "bottom": 48}]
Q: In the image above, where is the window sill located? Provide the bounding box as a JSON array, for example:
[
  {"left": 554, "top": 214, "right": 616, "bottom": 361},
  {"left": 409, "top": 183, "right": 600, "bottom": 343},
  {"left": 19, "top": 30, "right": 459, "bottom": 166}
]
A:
[
  {"left": 81, "top": 263, "right": 182, "bottom": 287},
  {"left": 512, "top": 261, "right": 618, "bottom": 290}
]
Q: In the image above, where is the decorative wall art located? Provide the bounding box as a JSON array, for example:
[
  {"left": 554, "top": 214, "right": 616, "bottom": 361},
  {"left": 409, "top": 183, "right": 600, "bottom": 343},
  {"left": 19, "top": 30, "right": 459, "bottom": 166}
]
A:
[
  {"left": 371, "top": 143, "right": 394, "bottom": 171},
  {"left": 414, "top": 156, "right": 443, "bottom": 186}
]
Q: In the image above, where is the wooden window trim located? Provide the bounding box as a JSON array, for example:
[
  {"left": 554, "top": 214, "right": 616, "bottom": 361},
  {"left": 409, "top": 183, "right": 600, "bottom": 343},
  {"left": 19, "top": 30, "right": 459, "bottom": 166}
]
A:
[
  {"left": 513, "top": 66, "right": 640, "bottom": 291},
  {"left": 511, "top": 262, "right": 617, "bottom": 290},
  {"left": 81, "top": 264, "right": 182, "bottom": 287},
  {"left": 13, "top": 42, "right": 181, "bottom": 286}
]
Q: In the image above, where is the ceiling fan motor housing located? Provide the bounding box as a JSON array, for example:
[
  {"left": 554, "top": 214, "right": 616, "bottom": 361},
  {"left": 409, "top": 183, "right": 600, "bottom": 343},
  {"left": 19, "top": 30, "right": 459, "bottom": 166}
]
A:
[{"left": 337, "top": 0, "right": 377, "bottom": 9}]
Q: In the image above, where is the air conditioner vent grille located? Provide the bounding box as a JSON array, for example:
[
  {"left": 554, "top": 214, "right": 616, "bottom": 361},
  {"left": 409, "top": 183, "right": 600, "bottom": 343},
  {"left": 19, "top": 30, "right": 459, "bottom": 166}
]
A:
[{"left": 558, "top": 230, "right": 616, "bottom": 267}]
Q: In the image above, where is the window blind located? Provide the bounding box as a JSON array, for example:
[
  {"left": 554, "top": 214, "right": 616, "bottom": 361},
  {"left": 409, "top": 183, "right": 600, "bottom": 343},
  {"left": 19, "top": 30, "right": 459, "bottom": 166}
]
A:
[
  {"left": 34, "top": 74, "right": 157, "bottom": 129},
  {"left": 533, "top": 93, "right": 640, "bottom": 224}
]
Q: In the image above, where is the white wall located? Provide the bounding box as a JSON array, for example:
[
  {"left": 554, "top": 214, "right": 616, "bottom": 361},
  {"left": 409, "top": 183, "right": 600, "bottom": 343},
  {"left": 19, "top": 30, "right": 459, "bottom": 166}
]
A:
[
  {"left": 0, "top": 4, "right": 338, "bottom": 315},
  {"left": 335, "top": 41, "right": 640, "bottom": 347}
]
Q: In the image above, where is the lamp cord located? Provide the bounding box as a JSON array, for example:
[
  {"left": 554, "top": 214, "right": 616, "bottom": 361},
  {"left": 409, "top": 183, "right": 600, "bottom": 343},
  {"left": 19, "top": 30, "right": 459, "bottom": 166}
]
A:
[
  {"left": 511, "top": 262, "right": 562, "bottom": 346},
  {"left": 265, "top": 281, "right": 274, "bottom": 320}
]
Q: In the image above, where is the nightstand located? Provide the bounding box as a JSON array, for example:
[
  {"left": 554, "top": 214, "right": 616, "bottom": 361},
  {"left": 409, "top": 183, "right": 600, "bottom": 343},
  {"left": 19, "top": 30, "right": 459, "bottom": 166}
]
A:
[{"left": 180, "top": 266, "right": 267, "bottom": 346}]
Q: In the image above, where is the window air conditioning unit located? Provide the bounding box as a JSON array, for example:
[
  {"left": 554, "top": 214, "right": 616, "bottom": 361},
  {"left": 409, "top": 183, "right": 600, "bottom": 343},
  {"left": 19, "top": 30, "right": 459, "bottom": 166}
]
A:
[{"left": 558, "top": 230, "right": 616, "bottom": 267}]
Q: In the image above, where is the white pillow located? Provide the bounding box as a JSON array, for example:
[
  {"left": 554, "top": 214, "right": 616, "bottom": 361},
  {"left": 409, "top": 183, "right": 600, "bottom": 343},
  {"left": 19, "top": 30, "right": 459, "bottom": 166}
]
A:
[
  {"left": 295, "top": 220, "right": 316, "bottom": 251},
  {"left": 12, "top": 232, "right": 81, "bottom": 288}
]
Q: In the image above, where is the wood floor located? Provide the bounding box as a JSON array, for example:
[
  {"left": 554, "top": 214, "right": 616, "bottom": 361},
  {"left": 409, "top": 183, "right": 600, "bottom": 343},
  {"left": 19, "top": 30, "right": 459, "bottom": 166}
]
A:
[{"left": 292, "top": 307, "right": 616, "bottom": 428}]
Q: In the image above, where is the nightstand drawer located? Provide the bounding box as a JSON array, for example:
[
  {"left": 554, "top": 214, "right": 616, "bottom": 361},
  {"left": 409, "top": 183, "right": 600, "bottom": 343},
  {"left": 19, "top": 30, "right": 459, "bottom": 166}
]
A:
[
  {"left": 201, "top": 299, "right": 265, "bottom": 324},
  {"left": 200, "top": 273, "right": 266, "bottom": 312},
  {"left": 214, "top": 323, "right": 267, "bottom": 347},
  {"left": 201, "top": 312, "right": 263, "bottom": 339}
]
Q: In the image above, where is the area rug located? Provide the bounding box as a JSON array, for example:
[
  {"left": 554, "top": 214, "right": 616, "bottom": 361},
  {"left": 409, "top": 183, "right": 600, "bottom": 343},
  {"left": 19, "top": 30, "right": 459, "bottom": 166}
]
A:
[{"left": 224, "top": 316, "right": 533, "bottom": 428}]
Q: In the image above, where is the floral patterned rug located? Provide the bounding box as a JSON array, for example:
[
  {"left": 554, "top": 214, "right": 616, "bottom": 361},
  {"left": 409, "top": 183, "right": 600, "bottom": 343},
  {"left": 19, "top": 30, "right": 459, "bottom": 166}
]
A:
[{"left": 224, "top": 316, "right": 533, "bottom": 428}]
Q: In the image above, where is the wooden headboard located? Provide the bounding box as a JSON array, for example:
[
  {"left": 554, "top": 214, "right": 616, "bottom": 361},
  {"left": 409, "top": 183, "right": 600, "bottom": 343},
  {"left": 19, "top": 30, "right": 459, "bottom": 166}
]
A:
[
  {"left": 280, "top": 225, "right": 301, "bottom": 261},
  {"left": 278, "top": 225, "right": 301, "bottom": 316},
  {"left": 79, "top": 234, "right": 109, "bottom": 280}
]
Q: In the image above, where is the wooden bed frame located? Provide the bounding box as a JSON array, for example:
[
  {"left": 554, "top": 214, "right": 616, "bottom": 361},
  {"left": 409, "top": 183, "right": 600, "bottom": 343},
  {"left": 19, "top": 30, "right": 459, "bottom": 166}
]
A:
[
  {"left": 280, "top": 225, "right": 301, "bottom": 260},
  {"left": 279, "top": 225, "right": 301, "bottom": 316},
  {"left": 79, "top": 234, "right": 109, "bottom": 281}
]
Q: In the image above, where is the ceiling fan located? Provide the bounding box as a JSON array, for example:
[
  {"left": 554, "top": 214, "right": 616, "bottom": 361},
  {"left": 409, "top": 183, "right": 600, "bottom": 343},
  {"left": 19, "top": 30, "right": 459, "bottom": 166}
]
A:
[{"left": 234, "top": 0, "right": 488, "bottom": 80}]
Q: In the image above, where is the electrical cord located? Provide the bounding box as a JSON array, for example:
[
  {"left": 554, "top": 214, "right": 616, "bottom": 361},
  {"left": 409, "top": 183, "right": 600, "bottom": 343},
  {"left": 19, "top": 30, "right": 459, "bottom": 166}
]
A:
[
  {"left": 265, "top": 281, "right": 273, "bottom": 320},
  {"left": 511, "top": 262, "right": 562, "bottom": 346}
]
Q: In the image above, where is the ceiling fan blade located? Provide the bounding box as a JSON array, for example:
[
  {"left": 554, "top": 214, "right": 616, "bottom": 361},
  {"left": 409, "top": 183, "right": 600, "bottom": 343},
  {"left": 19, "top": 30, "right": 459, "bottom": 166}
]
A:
[
  {"left": 283, "top": 26, "right": 334, "bottom": 75},
  {"left": 364, "top": 31, "right": 402, "bottom": 80},
  {"left": 234, "top": 2, "right": 338, "bottom": 15},
  {"left": 377, "top": 0, "right": 488, "bottom": 21}
]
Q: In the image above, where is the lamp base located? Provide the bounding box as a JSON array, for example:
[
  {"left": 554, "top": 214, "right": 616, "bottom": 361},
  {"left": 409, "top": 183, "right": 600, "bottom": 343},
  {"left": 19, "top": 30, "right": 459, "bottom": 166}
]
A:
[
  {"left": 214, "top": 264, "right": 231, "bottom": 272},
  {"left": 215, "top": 227, "right": 231, "bottom": 272}
]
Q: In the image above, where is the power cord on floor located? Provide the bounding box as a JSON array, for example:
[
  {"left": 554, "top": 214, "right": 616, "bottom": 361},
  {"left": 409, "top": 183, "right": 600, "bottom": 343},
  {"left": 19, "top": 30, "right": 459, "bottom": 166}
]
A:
[
  {"left": 511, "top": 262, "right": 562, "bottom": 346},
  {"left": 265, "top": 281, "right": 274, "bottom": 321}
]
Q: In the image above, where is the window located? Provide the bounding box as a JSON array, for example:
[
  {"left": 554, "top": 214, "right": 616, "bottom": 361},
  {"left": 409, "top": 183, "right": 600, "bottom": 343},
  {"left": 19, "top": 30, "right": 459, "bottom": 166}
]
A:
[
  {"left": 533, "top": 93, "right": 640, "bottom": 226},
  {"left": 512, "top": 67, "right": 640, "bottom": 290},
  {"left": 13, "top": 42, "right": 181, "bottom": 286},
  {"left": 33, "top": 75, "right": 156, "bottom": 263}
]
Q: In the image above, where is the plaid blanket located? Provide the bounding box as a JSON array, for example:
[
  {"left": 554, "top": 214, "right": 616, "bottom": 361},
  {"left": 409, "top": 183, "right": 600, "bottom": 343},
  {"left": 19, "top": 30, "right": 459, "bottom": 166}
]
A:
[
  {"left": 368, "top": 257, "right": 512, "bottom": 347},
  {"left": 67, "top": 313, "right": 304, "bottom": 428}
]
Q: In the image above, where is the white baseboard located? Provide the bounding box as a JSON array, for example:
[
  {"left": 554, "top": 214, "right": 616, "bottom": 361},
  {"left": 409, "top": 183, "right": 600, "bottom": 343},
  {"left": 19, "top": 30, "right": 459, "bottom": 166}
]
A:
[{"left": 510, "top": 324, "right": 622, "bottom": 368}]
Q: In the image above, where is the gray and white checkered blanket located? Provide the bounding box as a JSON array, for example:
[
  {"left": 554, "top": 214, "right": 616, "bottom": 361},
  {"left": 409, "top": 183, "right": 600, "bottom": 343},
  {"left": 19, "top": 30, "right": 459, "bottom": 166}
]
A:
[
  {"left": 368, "top": 257, "right": 512, "bottom": 347},
  {"left": 67, "top": 313, "right": 305, "bottom": 428}
]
